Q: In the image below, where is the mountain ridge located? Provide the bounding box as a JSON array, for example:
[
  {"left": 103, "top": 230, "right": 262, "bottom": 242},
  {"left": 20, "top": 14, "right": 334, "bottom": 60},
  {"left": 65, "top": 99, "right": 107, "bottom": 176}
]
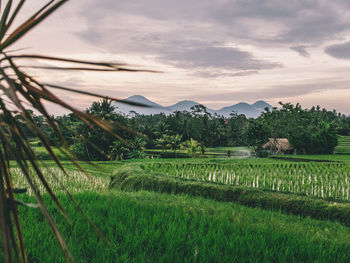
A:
[{"left": 113, "top": 95, "right": 272, "bottom": 118}]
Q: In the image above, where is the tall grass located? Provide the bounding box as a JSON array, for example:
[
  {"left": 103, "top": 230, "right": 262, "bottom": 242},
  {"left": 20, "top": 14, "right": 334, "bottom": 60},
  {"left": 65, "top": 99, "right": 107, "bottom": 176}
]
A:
[
  {"left": 11, "top": 168, "right": 109, "bottom": 195},
  {"left": 10, "top": 191, "right": 350, "bottom": 262}
]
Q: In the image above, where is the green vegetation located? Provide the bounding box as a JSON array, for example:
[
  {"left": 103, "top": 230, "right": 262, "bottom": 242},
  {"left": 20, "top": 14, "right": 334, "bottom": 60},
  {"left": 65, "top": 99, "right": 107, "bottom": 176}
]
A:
[
  {"left": 334, "top": 136, "right": 350, "bottom": 154},
  {"left": 6, "top": 94, "right": 350, "bottom": 261},
  {"left": 273, "top": 154, "right": 350, "bottom": 163},
  {"left": 141, "top": 161, "right": 350, "bottom": 201},
  {"left": 110, "top": 164, "right": 350, "bottom": 225},
  {"left": 25, "top": 99, "right": 350, "bottom": 161},
  {"left": 13, "top": 191, "right": 350, "bottom": 262},
  {"left": 1, "top": 0, "right": 350, "bottom": 261},
  {"left": 5, "top": 155, "right": 350, "bottom": 262}
]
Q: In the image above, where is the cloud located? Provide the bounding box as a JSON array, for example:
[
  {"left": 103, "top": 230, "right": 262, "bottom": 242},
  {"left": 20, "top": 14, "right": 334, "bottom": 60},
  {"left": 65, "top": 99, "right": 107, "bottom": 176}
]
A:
[
  {"left": 324, "top": 41, "right": 350, "bottom": 59},
  {"left": 194, "top": 79, "right": 350, "bottom": 102},
  {"left": 17, "top": 0, "right": 350, "bottom": 115},
  {"left": 194, "top": 70, "right": 259, "bottom": 78},
  {"left": 158, "top": 41, "right": 280, "bottom": 71},
  {"left": 75, "top": 0, "right": 350, "bottom": 65},
  {"left": 290, "top": 45, "right": 310, "bottom": 57},
  {"left": 77, "top": 0, "right": 350, "bottom": 44},
  {"left": 211, "top": 0, "right": 350, "bottom": 44}
]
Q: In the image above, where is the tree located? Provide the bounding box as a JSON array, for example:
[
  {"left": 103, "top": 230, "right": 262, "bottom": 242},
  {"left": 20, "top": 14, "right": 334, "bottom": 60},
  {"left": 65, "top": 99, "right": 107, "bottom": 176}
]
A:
[
  {"left": 258, "top": 103, "right": 339, "bottom": 154},
  {"left": 71, "top": 99, "right": 130, "bottom": 161},
  {"left": 156, "top": 134, "right": 171, "bottom": 153},
  {"left": 246, "top": 119, "right": 270, "bottom": 151},
  {"left": 109, "top": 140, "right": 130, "bottom": 160},
  {"left": 181, "top": 138, "right": 201, "bottom": 157},
  {"left": 227, "top": 112, "right": 249, "bottom": 146},
  {"left": 168, "top": 134, "right": 182, "bottom": 157}
]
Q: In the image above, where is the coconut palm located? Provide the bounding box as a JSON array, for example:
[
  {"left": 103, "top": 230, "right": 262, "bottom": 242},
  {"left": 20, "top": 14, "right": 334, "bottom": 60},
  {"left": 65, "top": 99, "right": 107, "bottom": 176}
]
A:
[
  {"left": 0, "top": 1, "right": 151, "bottom": 262},
  {"left": 181, "top": 138, "right": 201, "bottom": 157},
  {"left": 168, "top": 134, "right": 182, "bottom": 157}
]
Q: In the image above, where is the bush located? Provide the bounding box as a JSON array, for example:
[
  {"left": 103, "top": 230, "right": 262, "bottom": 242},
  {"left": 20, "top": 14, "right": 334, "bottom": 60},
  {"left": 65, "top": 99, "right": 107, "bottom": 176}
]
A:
[
  {"left": 159, "top": 152, "right": 190, "bottom": 158},
  {"left": 256, "top": 150, "right": 269, "bottom": 158},
  {"left": 127, "top": 150, "right": 146, "bottom": 159},
  {"left": 35, "top": 151, "right": 51, "bottom": 160},
  {"left": 110, "top": 164, "right": 350, "bottom": 226},
  {"left": 71, "top": 142, "right": 87, "bottom": 160}
]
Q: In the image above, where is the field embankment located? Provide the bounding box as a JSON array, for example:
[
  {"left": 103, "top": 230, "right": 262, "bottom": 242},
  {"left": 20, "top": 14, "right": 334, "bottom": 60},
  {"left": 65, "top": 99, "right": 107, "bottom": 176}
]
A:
[
  {"left": 7, "top": 157, "right": 350, "bottom": 262},
  {"left": 110, "top": 164, "right": 350, "bottom": 226}
]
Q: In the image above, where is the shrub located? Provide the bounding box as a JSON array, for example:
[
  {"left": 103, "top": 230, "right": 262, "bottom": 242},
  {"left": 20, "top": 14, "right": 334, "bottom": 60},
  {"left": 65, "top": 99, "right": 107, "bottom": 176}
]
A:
[
  {"left": 35, "top": 151, "right": 51, "bottom": 160},
  {"left": 127, "top": 150, "right": 146, "bottom": 159},
  {"left": 159, "top": 152, "right": 190, "bottom": 158},
  {"left": 256, "top": 149, "right": 269, "bottom": 158}
]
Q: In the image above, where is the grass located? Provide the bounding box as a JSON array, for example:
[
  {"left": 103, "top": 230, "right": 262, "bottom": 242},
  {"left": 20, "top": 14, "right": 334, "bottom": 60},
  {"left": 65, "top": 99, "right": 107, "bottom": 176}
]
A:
[
  {"left": 273, "top": 154, "right": 350, "bottom": 163},
  {"left": 334, "top": 136, "right": 350, "bottom": 154},
  {"left": 14, "top": 191, "right": 350, "bottom": 262},
  {"left": 32, "top": 145, "right": 71, "bottom": 161},
  {"left": 144, "top": 146, "right": 252, "bottom": 158},
  {"left": 11, "top": 167, "right": 109, "bottom": 195},
  {"left": 110, "top": 164, "right": 350, "bottom": 226},
  {"left": 6, "top": 154, "right": 350, "bottom": 262},
  {"left": 141, "top": 161, "right": 350, "bottom": 201}
]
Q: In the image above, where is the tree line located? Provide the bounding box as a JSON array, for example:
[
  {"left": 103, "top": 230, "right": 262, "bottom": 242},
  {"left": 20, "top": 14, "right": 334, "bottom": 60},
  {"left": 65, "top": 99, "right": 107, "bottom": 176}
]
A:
[{"left": 15, "top": 99, "right": 350, "bottom": 160}]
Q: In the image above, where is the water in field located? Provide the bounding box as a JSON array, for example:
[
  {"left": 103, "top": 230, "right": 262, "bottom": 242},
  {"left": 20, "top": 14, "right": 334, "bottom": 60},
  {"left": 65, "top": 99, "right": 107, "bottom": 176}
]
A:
[{"left": 205, "top": 147, "right": 252, "bottom": 159}]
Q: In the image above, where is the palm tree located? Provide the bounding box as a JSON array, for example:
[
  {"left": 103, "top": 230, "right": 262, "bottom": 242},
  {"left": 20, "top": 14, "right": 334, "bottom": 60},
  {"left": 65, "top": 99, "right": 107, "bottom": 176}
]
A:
[
  {"left": 181, "top": 138, "right": 200, "bottom": 157},
  {"left": 168, "top": 134, "right": 182, "bottom": 157},
  {"left": 0, "top": 1, "right": 152, "bottom": 262},
  {"left": 156, "top": 134, "right": 170, "bottom": 153}
]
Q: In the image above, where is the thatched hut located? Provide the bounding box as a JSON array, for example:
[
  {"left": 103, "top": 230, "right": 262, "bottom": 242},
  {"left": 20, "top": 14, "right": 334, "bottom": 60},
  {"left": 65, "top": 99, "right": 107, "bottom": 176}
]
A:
[{"left": 262, "top": 138, "right": 293, "bottom": 155}]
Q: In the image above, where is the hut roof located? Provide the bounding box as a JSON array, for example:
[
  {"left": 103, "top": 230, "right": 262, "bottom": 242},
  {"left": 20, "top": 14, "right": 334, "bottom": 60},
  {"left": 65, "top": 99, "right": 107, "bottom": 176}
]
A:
[{"left": 262, "top": 138, "right": 293, "bottom": 151}]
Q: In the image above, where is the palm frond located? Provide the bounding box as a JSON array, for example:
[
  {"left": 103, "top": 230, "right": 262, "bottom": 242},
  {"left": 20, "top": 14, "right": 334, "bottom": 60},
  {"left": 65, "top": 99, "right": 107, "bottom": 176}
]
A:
[{"left": 0, "top": 0, "right": 153, "bottom": 262}]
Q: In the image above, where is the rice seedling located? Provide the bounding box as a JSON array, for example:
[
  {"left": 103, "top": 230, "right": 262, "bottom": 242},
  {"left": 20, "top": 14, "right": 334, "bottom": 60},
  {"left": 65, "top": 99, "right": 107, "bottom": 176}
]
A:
[
  {"left": 143, "top": 161, "right": 350, "bottom": 201},
  {"left": 11, "top": 168, "right": 110, "bottom": 195}
]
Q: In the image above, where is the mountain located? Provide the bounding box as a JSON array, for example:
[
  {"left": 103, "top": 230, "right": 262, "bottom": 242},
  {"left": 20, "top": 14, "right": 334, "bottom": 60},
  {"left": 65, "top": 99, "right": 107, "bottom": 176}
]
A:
[
  {"left": 169, "top": 100, "right": 201, "bottom": 112},
  {"left": 125, "top": 95, "right": 162, "bottom": 107},
  {"left": 112, "top": 95, "right": 272, "bottom": 118},
  {"left": 169, "top": 100, "right": 215, "bottom": 114},
  {"left": 251, "top": 100, "right": 273, "bottom": 112},
  {"left": 113, "top": 95, "right": 172, "bottom": 115},
  {"left": 217, "top": 101, "right": 272, "bottom": 118},
  {"left": 217, "top": 102, "right": 254, "bottom": 117}
]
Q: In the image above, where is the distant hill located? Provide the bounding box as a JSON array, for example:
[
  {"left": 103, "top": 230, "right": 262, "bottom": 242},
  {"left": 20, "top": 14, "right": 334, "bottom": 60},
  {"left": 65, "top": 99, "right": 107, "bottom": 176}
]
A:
[
  {"left": 217, "top": 102, "right": 257, "bottom": 118},
  {"left": 113, "top": 95, "right": 172, "bottom": 115},
  {"left": 251, "top": 100, "right": 273, "bottom": 112},
  {"left": 168, "top": 100, "right": 216, "bottom": 114},
  {"left": 113, "top": 95, "right": 272, "bottom": 118}
]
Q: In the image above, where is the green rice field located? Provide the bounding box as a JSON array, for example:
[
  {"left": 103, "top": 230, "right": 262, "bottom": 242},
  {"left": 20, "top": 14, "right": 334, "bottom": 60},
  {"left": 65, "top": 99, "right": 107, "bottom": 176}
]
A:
[
  {"left": 334, "top": 136, "right": 350, "bottom": 154},
  {"left": 6, "top": 154, "right": 350, "bottom": 262},
  {"left": 142, "top": 161, "right": 350, "bottom": 201}
]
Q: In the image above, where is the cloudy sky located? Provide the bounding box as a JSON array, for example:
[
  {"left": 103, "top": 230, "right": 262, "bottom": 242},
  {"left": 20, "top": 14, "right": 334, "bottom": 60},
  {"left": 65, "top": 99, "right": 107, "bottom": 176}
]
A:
[{"left": 13, "top": 0, "right": 350, "bottom": 115}]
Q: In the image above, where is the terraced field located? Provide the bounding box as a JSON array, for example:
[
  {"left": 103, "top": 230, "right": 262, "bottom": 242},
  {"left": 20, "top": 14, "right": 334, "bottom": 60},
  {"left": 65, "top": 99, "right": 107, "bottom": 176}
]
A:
[
  {"left": 7, "top": 156, "right": 350, "bottom": 262},
  {"left": 334, "top": 136, "right": 350, "bottom": 154}
]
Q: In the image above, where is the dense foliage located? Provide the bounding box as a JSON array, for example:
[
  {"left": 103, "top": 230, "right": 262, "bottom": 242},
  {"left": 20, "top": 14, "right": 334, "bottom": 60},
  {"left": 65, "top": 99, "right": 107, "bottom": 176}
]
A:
[
  {"left": 258, "top": 103, "right": 342, "bottom": 154},
  {"left": 27, "top": 100, "right": 350, "bottom": 160}
]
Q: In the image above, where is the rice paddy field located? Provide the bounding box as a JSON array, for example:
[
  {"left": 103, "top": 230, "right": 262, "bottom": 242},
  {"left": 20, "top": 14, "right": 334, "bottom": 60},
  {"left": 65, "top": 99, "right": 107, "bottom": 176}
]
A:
[
  {"left": 334, "top": 136, "right": 350, "bottom": 154},
  {"left": 7, "top": 154, "right": 350, "bottom": 262},
  {"left": 143, "top": 161, "right": 350, "bottom": 201}
]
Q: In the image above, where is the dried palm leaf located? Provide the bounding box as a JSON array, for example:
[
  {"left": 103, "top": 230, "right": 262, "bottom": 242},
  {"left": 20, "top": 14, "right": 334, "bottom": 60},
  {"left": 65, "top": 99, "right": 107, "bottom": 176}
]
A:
[{"left": 0, "top": 1, "right": 151, "bottom": 262}]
